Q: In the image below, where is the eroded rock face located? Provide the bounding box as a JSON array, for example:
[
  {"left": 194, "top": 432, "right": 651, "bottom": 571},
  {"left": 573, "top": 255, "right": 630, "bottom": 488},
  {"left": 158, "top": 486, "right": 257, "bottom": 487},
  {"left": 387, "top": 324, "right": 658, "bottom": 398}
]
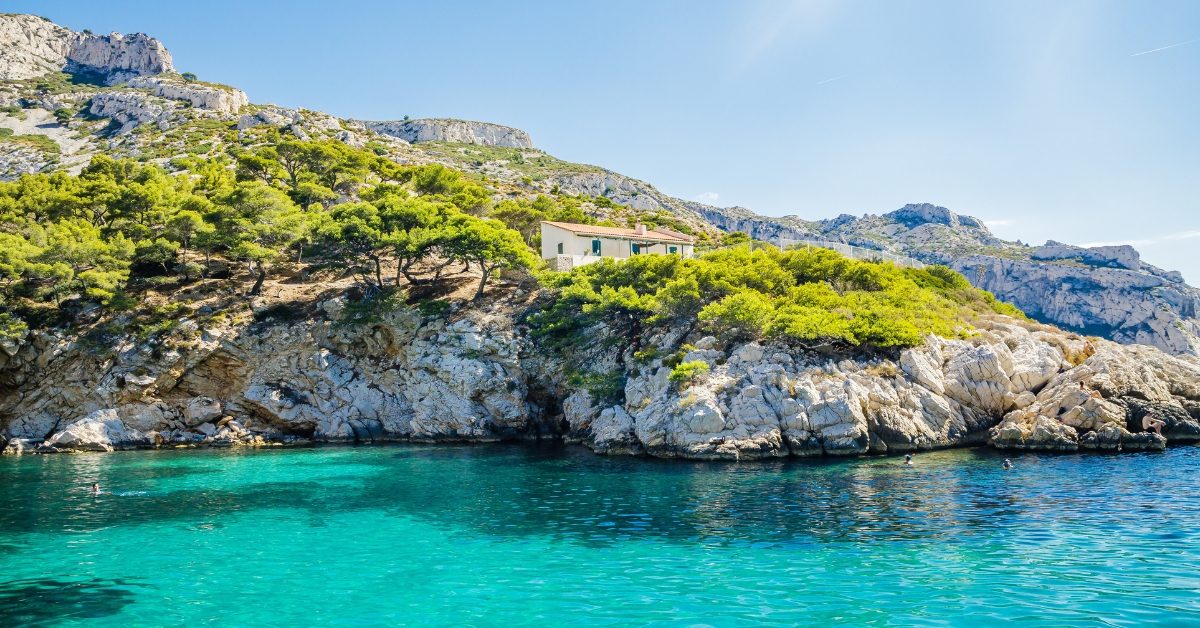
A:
[
  {"left": 89, "top": 91, "right": 171, "bottom": 133},
  {"left": 126, "top": 77, "right": 247, "bottom": 115},
  {"left": 363, "top": 119, "right": 533, "bottom": 148},
  {"left": 561, "top": 319, "right": 1200, "bottom": 459},
  {"left": 0, "top": 14, "right": 172, "bottom": 83},
  {"left": 0, "top": 301, "right": 542, "bottom": 451},
  {"left": 953, "top": 255, "right": 1200, "bottom": 356},
  {"left": 3, "top": 293, "right": 1199, "bottom": 460}
]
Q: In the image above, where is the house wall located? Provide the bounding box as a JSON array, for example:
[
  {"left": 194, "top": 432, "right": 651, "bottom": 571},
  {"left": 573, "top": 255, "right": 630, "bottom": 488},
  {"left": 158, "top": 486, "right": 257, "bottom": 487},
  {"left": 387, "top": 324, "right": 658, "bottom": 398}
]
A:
[{"left": 539, "top": 223, "right": 693, "bottom": 261}]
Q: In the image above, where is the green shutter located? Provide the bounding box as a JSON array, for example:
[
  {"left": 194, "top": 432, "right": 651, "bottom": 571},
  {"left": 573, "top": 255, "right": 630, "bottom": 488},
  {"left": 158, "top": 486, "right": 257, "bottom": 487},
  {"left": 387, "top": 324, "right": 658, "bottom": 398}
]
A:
[{"left": 592, "top": 239, "right": 601, "bottom": 255}]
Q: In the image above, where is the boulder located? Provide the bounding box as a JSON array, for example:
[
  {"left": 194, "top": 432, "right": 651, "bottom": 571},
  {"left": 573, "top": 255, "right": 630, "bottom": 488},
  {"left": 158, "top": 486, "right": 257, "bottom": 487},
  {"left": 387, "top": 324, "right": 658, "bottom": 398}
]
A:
[
  {"left": 183, "top": 397, "right": 222, "bottom": 426},
  {"left": 40, "top": 409, "right": 152, "bottom": 452}
]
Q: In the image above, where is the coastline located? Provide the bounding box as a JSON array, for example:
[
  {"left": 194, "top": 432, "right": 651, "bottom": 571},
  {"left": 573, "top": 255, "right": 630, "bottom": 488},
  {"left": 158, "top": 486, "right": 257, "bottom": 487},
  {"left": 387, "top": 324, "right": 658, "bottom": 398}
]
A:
[{"left": 4, "top": 300, "right": 1199, "bottom": 460}]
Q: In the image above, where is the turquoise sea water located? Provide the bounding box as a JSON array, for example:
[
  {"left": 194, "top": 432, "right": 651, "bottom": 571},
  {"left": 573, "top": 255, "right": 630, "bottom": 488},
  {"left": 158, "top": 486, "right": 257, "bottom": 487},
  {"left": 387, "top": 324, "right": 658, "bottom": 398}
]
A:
[{"left": 1, "top": 444, "right": 1198, "bottom": 626}]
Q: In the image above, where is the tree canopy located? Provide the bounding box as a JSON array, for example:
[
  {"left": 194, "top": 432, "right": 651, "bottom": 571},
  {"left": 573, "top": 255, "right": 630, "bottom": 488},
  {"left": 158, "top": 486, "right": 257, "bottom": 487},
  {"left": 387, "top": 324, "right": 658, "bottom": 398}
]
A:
[
  {"left": 532, "top": 244, "right": 1023, "bottom": 351},
  {"left": 0, "top": 137, "right": 546, "bottom": 340}
]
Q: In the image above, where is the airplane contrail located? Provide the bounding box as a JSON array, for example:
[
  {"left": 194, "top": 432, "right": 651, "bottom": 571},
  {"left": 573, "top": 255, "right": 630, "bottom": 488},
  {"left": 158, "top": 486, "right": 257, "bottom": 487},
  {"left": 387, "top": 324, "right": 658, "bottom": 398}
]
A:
[
  {"left": 1131, "top": 37, "right": 1200, "bottom": 57},
  {"left": 815, "top": 75, "right": 846, "bottom": 85}
]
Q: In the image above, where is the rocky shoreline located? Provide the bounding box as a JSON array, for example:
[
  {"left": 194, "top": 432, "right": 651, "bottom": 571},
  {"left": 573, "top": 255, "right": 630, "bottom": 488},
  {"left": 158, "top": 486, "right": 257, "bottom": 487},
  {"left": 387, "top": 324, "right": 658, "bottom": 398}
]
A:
[{"left": 4, "top": 294, "right": 1198, "bottom": 460}]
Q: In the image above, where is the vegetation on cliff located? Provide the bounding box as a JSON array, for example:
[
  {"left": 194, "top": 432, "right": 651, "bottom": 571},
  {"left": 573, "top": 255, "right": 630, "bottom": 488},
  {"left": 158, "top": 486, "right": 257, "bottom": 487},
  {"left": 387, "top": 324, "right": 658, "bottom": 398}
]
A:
[
  {"left": 0, "top": 137, "right": 549, "bottom": 340},
  {"left": 533, "top": 245, "right": 1023, "bottom": 352},
  {"left": 0, "top": 127, "right": 1018, "bottom": 358}
]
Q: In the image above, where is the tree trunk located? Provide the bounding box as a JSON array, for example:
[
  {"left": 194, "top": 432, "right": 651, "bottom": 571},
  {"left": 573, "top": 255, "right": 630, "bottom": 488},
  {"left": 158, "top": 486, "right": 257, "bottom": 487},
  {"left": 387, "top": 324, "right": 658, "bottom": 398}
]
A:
[
  {"left": 433, "top": 259, "right": 455, "bottom": 282},
  {"left": 249, "top": 264, "right": 266, "bottom": 295},
  {"left": 474, "top": 265, "right": 490, "bottom": 301}
]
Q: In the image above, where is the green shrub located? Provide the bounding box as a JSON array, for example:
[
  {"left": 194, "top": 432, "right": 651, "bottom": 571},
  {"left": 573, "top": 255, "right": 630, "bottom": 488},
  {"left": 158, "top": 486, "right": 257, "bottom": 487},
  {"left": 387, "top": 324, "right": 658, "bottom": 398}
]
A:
[
  {"left": 532, "top": 244, "right": 1028, "bottom": 353},
  {"left": 721, "top": 231, "right": 751, "bottom": 246},
  {"left": 633, "top": 346, "right": 659, "bottom": 362},
  {"left": 0, "top": 312, "right": 29, "bottom": 343},
  {"left": 698, "top": 290, "right": 773, "bottom": 339},
  {"left": 568, "top": 369, "right": 626, "bottom": 405},
  {"left": 669, "top": 360, "right": 709, "bottom": 388}
]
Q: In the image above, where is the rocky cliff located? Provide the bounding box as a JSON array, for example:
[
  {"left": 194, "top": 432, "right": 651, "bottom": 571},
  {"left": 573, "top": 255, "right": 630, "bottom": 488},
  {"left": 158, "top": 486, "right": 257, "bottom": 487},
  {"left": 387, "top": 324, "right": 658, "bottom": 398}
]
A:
[
  {"left": 557, "top": 316, "right": 1200, "bottom": 459},
  {"left": 0, "top": 14, "right": 172, "bottom": 84},
  {"left": 362, "top": 118, "right": 533, "bottom": 148},
  {"left": 3, "top": 283, "right": 1198, "bottom": 459}
]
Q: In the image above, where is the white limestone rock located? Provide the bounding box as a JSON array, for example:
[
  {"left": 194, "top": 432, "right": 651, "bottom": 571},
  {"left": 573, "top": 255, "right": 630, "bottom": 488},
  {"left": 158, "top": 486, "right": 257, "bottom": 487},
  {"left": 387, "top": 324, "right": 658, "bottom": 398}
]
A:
[
  {"left": 126, "top": 76, "right": 247, "bottom": 115},
  {"left": 237, "top": 106, "right": 303, "bottom": 130},
  {"left": 0, "top": 14, "right": 172, "bottom": 83},
  {"left": 40, "top": 409, "right": 151, "bottom": 452},
  {"left": 590, "top": 405, "right": 641, "bottom": 455},
  {"left": 183, "top": 397, "right": 222, "bottom": 426},
  {"left": 363, "top": 118, "right": 532, "bottom": 148},
  {"left": 89, "top": 92, "right": 171, "bottom": 134}
]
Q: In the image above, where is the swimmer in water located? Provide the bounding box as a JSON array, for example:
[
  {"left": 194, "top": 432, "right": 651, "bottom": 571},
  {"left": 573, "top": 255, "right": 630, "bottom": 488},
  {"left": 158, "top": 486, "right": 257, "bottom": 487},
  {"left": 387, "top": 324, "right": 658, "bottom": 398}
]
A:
[
  {"left": 90, "top": 482, "right": 101, "bottom": 495},
  {"left": 1002, "top": 459, "right": 1013, "bottom": 470},
  {"left": 904, "top": 453, "right": 913, "bottom": 466}
]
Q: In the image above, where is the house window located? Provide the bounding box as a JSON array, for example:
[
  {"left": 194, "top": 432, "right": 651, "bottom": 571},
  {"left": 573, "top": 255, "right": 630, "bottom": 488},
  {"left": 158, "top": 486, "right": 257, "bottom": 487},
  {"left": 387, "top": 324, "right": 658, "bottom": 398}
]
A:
[
  {"left": 592, "top": 239, "right": 601, "bottom": 255},
  {"left": 557, "top": 242, "right": 564, "bottom": 255},
  {"left": 669, "top": 246, "right": 678, "bottom": 255},
  {"left": 631, "top": 243, "right": 641, "bottom": 255}
]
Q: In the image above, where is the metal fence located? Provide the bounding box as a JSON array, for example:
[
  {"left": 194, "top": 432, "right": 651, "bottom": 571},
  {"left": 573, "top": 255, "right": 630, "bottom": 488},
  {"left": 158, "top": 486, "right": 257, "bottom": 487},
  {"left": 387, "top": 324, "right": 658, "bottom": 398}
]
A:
[{"left": 775, "top": 239, "right": 927, "bottom": 269}]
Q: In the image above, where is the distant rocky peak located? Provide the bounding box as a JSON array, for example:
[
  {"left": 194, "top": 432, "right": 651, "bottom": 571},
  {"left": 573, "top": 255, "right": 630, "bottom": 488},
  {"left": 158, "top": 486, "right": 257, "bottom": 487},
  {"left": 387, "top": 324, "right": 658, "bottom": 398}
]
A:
[
  {"left": 1033, "top": 241, "right": 1142, "bottom": 271},
  {"left": 886, "top": 203, "right": 988, "bottom": 232},
  {"left": 0, "top": 13, "right": 172, "bottom": 84},
  {"left": 361, "top": 118, "right": 533, "bottom": 148}
]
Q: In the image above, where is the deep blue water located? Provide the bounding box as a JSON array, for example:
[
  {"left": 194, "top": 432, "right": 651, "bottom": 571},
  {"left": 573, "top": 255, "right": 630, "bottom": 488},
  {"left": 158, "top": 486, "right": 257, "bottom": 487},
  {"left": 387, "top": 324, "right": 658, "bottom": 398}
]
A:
[{"left": 1, "top": 444, "right": 1198, "bottom": 626}]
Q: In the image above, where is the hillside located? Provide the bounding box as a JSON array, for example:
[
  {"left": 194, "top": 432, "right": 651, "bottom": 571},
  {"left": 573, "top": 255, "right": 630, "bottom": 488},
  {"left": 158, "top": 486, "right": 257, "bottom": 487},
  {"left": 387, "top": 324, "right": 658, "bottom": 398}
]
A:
[
  {"left": 2, "top": 14, "right": 1199, "bottom": 460},
  {"left": 3, "top": 14, "right": 1197, "bottom": 360}
]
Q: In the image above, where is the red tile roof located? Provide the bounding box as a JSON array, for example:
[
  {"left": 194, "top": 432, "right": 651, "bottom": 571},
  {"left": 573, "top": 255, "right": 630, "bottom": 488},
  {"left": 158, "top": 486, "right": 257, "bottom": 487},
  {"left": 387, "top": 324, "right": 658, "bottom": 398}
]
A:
[{"left": 541, "top": 221, "right": 694, "bottom": 244}]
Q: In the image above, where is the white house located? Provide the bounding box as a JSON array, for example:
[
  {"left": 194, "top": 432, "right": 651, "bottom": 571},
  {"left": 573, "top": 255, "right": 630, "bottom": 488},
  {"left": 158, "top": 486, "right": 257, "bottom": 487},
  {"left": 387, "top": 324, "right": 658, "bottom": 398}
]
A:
[{"left": 540, "top": 221, "right": 695, "bottom": 270}]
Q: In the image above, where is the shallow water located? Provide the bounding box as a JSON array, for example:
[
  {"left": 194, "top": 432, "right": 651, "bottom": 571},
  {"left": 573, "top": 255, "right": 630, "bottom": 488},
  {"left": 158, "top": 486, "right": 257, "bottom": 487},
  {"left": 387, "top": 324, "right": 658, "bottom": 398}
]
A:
[{"left": 1, "top": 444, "right": 1198, "bottom": 626}]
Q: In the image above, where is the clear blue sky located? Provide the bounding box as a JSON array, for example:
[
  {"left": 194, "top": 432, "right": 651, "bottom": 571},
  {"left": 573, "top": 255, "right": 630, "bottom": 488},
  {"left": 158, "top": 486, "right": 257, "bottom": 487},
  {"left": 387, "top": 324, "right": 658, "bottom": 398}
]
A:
[{"left": 15, "top": 0, "right": 1200, "bottom": 281}]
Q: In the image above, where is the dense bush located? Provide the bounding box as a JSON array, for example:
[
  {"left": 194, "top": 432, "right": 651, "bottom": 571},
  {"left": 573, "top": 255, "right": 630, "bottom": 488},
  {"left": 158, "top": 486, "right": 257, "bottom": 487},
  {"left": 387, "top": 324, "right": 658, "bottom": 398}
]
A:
[{"left": 532, "top": 244, "right": 1023, "bottom": 351}]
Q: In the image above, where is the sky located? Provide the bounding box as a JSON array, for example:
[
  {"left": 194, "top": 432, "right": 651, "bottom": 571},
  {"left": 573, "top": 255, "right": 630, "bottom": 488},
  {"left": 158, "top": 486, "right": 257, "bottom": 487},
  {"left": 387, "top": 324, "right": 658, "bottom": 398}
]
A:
[{"left": 13, "top": 0, "right": 1200, "bottom": 281}]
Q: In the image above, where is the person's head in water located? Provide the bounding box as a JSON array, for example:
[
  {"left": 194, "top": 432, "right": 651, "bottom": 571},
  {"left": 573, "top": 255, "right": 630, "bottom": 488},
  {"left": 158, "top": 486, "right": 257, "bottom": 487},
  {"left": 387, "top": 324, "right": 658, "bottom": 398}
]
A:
[
  {"left": 1003, "top": 459, "right": 1013, "bottom": 469},
  {"left": 904, "top": 454, "right": 913, "bottom": 465},
  {"left": 90, "top": 482, "right": 99, "bottom": 493}
]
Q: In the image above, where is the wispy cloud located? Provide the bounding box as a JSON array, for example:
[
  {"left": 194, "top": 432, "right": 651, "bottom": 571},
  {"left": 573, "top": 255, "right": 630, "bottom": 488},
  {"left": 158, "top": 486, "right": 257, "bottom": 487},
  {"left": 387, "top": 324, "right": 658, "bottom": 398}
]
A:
[
  {"left": 1164, "top": 230, "right": 1200, "bottom": 241},
  {"left": 815, "top": 74, "right": 846, "bottom": 86},
  {"left": 1131, "top": 37, "right": 1200, "bottom": 57},
  {"left": 1082, "top": 229, "right": 1200, "bottom": 248},
  {"left": 695, "top": 192, "right": 721, "bottom": 204},
  {"left": 737, "top": 0, "right": 839, "bottom": 68},
  {"left": 982, "top": 218, "right": 1014, "bottom": 228}
]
